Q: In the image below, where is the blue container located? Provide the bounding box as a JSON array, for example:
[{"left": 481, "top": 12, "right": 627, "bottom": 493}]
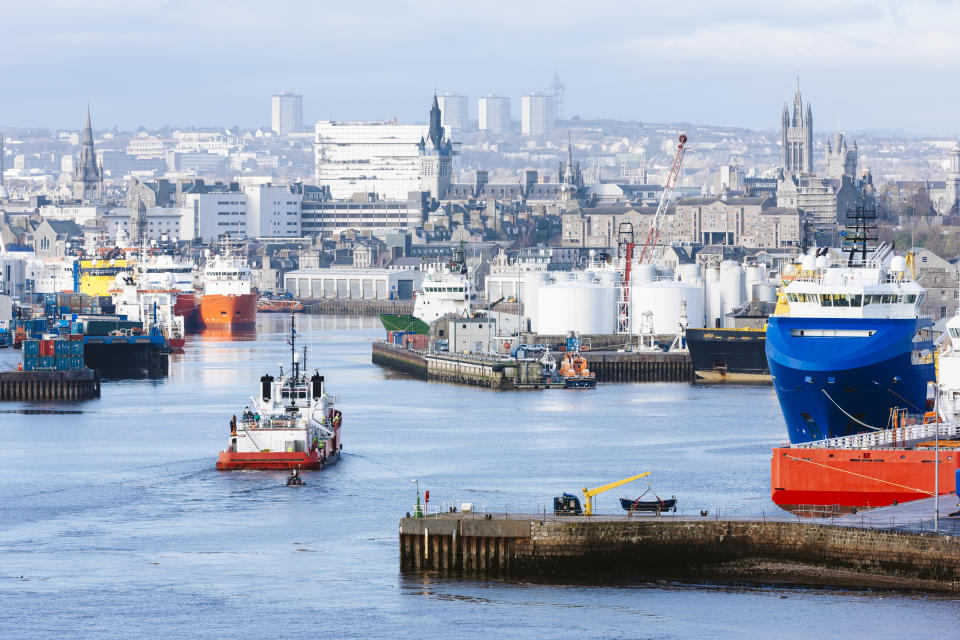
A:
[
  {"left": 70, "top": 356, "right": 84, "bottom": 371},
  {"left": 55, "top": 356, "right": 70, "bottom": 371},
  {"left": 59, "top": 305, "right": 71, "bottom": 314},
  {"left": 23, "top": 340, "right": 40, "bottom": 356},
  {"left": 22, "top": 356, "right": 37, "bottom": 372},
  {"left": 70, "top": 340, "right": 83, "bottom": 355},
  {"left": 54, "top": 341, "right": 70, "bottom": 356},
  {"left": 38, "top": 355, "right": 54, "bottom": 369},
  {"left": 33, "top": 319, "right": 46, "bottom": 333}
]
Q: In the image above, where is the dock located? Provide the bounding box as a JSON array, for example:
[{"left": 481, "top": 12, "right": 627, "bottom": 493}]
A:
[
  {"left": 372, "top": 341, "right": 693, "bottom": 386},
  {"left": 0, "top": 369, "right": 101, "bottom": 401},
  {"left": 399, "top": 510, "right": 960, "bottom": 591}
]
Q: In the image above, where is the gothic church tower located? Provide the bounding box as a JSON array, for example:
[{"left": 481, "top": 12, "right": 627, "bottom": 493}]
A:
[
  {"left": 419, "top": 95, "right": 453, "bottom": 200},
  {"left": 781, "top": 81, "right": 813, "bottom": 174},
  {"left": 73, "top": 107, "right": 103, "bottom": 201}
]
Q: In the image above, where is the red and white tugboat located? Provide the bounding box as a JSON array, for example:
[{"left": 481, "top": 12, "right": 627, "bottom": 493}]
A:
[{"left": 216, "top": 315, "right": 342, "bottom": 470}]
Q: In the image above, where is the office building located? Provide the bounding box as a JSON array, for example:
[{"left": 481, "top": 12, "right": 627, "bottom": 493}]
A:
[
  {"left": 272, "top": 91, "right": 303, "bottom": 136},
  {"left": 245, "top": 184, "right": 302, "bottom": 238},
  {"left": 521, "top": 93, "right": 557, "bottom": 137},
  {"left": 478, "top": 95, "right": 511, "bottom": 135}
]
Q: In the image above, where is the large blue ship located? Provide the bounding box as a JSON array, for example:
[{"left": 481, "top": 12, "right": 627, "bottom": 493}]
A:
[{"left": 766, "top": 244, "right": 935, "bottom": 444}]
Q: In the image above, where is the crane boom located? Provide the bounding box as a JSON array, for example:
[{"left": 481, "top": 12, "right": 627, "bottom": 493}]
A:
[
  {"left": 638, "top": 134, "right": 688, "bottom": 264},
  {"left": 582, "top": 471, "right": 651, "bottom": 516}
]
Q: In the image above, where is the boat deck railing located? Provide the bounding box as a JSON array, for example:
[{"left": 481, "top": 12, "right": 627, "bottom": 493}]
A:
[{"left": 787, "top": 421, "right": 960, "bottom": 450}]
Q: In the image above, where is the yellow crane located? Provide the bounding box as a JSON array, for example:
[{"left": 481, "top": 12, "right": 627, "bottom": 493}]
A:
[{"left": 582, "top": 472, "right": 651, "bottom": 516}]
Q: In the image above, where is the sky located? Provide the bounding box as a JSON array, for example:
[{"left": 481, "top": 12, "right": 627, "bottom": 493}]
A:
[{"left": 4, "top": 0, "right": 960, "bottom": 135}]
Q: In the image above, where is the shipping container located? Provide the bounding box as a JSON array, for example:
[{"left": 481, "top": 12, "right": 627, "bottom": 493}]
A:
[
  {"left": 70, "top": 356, "right": 84, "bottom": 371},
  {"left": 23, "top": 340, "right": 39, "bottom": 356},
  {"left": 55, "top": 356, "right": 71, "bottom": 371},
  {"left": 22, "top": 356, "right": 38, "bottom": 372},
  {"left": 39, "top": 355, "right": 54, "bottom": 369},
  {"left": 54, "top": 341, "right": 70, "bottom": 356},
  {"left": 39, "top": 340, "right": 54, "bottom": 357},
  {"left": 70, "top": 340, "right": 84, "bottom": 355}
]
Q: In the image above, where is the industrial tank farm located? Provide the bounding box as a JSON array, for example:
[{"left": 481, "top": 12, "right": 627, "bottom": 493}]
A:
[{"left": 632, "top": 280, "right": 705, "bottom": 335}]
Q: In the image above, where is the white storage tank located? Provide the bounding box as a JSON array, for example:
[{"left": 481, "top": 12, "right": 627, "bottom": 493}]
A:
[
  {"left": 522, "top": 271, "right": 550, "bottom": 333},
  {"left": 536, "top": 281, "right": 617, "bottom": 335},
  {"left": 753, "top": 282, "right": 778, "bottom": 303},
  {"left": 676, "top": 263, "right": 701, "bottom": 282},
  {"left": 720, "top": 262, "right": 744, "bottom": 327},
  {"left": 632, "top": 263, "right": 656, "bottom": 284},
  {"left": 704, "top": 266, "right": 723, "bottom": 329},
  {"left": 632, "top": 280, "right": 705, "bottom": 335},
  {"left": 745, "top": 265, "right": 762, "bottom": 294}
]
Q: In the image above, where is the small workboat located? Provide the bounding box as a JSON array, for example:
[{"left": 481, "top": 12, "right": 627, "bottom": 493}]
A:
[{"left": 620, "top": 496, "right": 677, "bottom": 513}]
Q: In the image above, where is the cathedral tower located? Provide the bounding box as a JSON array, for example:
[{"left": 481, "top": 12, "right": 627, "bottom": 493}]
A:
[
  {"left": 781, "top": 81, "right": 813, "bottom": 174},
  {"left": 73, "top": 106, "right": 103, "bottom": 201}
]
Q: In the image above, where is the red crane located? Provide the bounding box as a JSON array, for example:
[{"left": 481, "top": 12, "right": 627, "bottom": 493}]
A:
[{"left": 638, "top": 133, "right": 688, "bottom": 263}]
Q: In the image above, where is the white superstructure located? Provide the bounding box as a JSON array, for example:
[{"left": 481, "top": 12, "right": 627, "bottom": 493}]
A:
[
  {"left": 137, "top": 253, "right": 196, "bottom": 292},
  {"left": 939, "top": 314, "right": 960, "bottom": 423},
  {"left": 202, "top": 255, "right": 252, "bottom": 296},
  {"left": 413, "top": 264, "right": 473, "bottom": 325},
  {"left": 781, "top": 253, "right": 925, "bottom": 320},
  {"left": 232, "top": 367, "right": 337, "bottom": 456}
]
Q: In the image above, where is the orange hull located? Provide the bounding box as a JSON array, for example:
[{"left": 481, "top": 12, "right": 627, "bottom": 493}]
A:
[
  {"left": 199, "top": 294, "right": 256, "bottom": 327},
  {"left": 772, "top": 446, "right": 960, "bottom": 513}
]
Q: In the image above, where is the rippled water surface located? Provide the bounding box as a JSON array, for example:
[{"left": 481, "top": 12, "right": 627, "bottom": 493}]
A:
[{"left": 1, "top": 315, "right": 957, "bottom": 639}]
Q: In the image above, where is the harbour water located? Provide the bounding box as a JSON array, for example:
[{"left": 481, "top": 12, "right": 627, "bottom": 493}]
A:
[{"left": 0, "top": 315, "right": 957, "bottom": 639}]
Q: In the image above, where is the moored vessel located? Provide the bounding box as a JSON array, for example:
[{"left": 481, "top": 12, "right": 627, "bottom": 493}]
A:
[
  {"left": 216, "top": 315, "right": 342, "bottom": 470},
  {"left": 198, "top": 253, "right": 256, "bottom": 328},
  {"left": 766, "top": 241, "right": 934, "bottom": 444},
  {"left": 686, "top": 327, "right": 768, "bottom": 382},
  {"left": 378, "top": 243, "right": 472, "bottom": 335}
]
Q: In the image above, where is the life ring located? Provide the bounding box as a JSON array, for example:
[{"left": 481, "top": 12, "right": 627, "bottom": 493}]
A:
[{"left": 503, "top": 341, "right": 510, "bottom": 349}]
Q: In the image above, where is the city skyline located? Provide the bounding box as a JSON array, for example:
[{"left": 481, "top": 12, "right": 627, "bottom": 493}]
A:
[{"left": 4, "top": 1, "right": 960, "bottom": 134}]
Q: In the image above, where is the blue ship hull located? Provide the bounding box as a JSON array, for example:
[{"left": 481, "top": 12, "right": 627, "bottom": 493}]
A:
[{"left": 766, "top": 316, "right": 934, "bottom": 444}]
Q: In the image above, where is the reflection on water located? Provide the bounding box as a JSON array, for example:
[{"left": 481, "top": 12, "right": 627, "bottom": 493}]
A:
[{"left": 1, "top": 315, "right": 957, "bottom": 639}]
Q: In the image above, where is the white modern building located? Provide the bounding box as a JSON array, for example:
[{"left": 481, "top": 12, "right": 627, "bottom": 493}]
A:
[
  {"left": 284, "top": 267, "right": 423, "bottom": 300},
  {"left": 272, "top": 92, "right": 303, "bottom": 136},
  {"left": 100, "top": 207, "right": 185, "bottom": 244},
  {"left": 182, "top": 191, "right": 247, "bottom": 242},
  {"left": 300, "top": 191, "right": 423, "bottom": 238},
  {"left": 436, "top": 94, "right": 469, "bottom": 133},
  {"left": 478, "top": 95, "right": 511, "bottom": 135},
  {"left": 314, "top": 121, "right": 428, "bottom": 200},
  {"left": 245, "top": 184, "right": 302, "bottom": 238},
  {"left": 521, "top": 93, "right": 557, "bottom": 137}
]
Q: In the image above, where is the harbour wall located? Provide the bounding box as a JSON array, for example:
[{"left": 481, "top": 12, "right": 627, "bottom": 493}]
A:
[
  {"left": 399, "top": 516, "right": 960, "bottom": 591},
  {"left": 302, "top": 299, "right": 414, "bottom": 316},
  {"left": 0, "top": 370, "right": 101, "bottom": 401},
  {"left": 372, "top": 342, "right": 693, "bottom": 385}
]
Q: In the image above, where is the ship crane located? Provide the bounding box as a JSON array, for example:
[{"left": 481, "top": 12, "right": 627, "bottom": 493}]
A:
[
  {"left": 639, "top": 133, "right": 688, "bottom": 264},
  {"left": 582, "top": 471, "right": 651, "bottom": 516}
]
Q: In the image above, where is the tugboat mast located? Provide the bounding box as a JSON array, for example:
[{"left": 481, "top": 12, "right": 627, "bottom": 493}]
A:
[{"left": 290, "top": 311, "right": 298, "bottom": 380}]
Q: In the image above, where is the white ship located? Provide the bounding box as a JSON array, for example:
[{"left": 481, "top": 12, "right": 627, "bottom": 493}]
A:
[{"left": 217, "top": 315, "right": 342, "bottom": 470}]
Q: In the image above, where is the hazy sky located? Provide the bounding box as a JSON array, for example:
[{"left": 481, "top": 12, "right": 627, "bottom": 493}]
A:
[{"left": 5, "top": 0, "right": 960, "bottom": 134}]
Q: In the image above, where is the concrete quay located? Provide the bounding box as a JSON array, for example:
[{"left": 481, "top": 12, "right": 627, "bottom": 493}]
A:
[
  {"left": 372, "top": 341, "right": 693, "bottom": 386},
  {"left": 399, "top": 512, "right": 960, "bottom": 591},
  {"left": 0, "top": 369, "right": 101, "bottom": 401}
]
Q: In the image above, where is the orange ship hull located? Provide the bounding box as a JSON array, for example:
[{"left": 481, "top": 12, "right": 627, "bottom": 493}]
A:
[
  {"left": 771, "top": 446, "right": 960, "bottom": 513},
  {"left": 199, "top": 294, "right": 257, "bottom": 327}
]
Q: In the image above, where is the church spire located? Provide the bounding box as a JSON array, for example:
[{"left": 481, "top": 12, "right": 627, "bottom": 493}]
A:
[
  {"left": 428, "top": 94, "right": 443, "bottom": 149},
  {"left": 83, "top": 104, "right": 94, "bottom": 146}
]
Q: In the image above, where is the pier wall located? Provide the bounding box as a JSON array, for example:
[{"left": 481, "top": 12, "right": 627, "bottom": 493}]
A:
[
  {"left": 371, "top": 342, "right": 427, "bottom": 378},
  {"left": 0, "top": 370, "right": 101, "bottom": 401},
  {"left": 399, "top": 516, "right": 960, "bottom": 591},
  {"left": 303, "top": 299, "right": 414, "bottom": 316}
]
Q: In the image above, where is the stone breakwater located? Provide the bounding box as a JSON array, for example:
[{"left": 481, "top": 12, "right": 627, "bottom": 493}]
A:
[{"left": 399, "top": 515, "right": 960, "bottom": 591}]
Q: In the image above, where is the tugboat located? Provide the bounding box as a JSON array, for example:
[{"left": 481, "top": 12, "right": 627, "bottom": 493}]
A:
[
  {"left": 216, "top": 314, "right": 342, "bottom": 470},
  {"left": 559, "top": 333, "right": 597, "bottom": 389}
]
